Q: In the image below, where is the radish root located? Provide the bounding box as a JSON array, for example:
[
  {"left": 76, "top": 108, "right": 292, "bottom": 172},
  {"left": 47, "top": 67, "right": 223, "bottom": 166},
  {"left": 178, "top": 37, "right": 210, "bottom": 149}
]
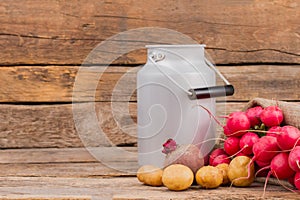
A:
[
  {"left": 262, "top": 171, "right": 272, "bottom": 198},
  {"left": 296, "top": 160, "right": 300, "bottom": 170},
  {"left": 256, "top": 174, "right": 298, "bottom": 196},
  {"left": 193, "top": 104, "right": 223, "bottom": 127},
  {"left": 255, "top": 177, "right": 294, "bottom": 188},
  {"left": 195, "top": 137, "right": 226, "bottom": 146},
  {"left": 226, "top": 129, "right": 268, "bottom": 137},
  {"left": 228, "top": 145, "right": 248, "bottom": 159},
  {"left": 292, "top": 137, "right": 300, "bottom": 151},
  {"left": 254, "top": 165, "right": 270, "bottom": 177},
  {"left": 272, "top": 171, "right": 297, "bottom": 194}
]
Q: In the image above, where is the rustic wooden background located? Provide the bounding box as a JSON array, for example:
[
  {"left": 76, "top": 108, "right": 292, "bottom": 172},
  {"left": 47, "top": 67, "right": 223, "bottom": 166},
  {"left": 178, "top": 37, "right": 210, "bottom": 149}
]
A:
[{"left": 0, "top": 0, "right": 300, "bottom": 199}]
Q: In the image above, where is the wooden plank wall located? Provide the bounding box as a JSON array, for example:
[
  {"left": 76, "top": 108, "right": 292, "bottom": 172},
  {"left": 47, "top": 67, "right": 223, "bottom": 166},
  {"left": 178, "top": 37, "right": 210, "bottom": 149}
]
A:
[{"left": 1, "top": 0, "right": 300, "bottom": 178}]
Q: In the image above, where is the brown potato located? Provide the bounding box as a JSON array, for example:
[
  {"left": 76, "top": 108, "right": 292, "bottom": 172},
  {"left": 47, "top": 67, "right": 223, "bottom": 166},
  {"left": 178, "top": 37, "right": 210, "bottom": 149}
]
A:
[
  {"left": 227, "top": 156, "right": 255, "bottom": 187},
  {"left": 137, "top": 165, "right": 163, "bottom": 186},
  {"left": 216, "top": 163, "right": 230, "bottom": 185},
  {"left": 195, "top": 166, "right": 223, "bottom": 189},
  {"left": 162, "top": 164, "right": 194, "bottom": 191}
]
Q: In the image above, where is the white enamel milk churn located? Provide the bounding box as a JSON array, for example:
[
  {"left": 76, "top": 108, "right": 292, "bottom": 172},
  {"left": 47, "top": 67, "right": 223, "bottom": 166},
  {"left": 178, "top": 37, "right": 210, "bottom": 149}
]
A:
[{"left": 137, "top": 44, "right": 234, "bottom": 167}]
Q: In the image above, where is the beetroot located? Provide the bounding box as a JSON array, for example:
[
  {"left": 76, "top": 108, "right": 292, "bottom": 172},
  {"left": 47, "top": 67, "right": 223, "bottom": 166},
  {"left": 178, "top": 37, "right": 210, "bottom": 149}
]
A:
[
  {"left": 288, "top": 146, "right": 300, "bottom": 172},
  {"left": 252, "top": 136, "right": 280, "bottom": 163},
  {"left": 239, "top": 132, "right": 259, "bottom": 155},
  {"left": 277, "top": 125, "right": 300, "bottom": 151},
  {"left": 162, "top": 139, "right": 177, "bottom": 154},
  {"left": 209, "top": 148, "right": 227, "bottom": 166},
  {"left": 225, "top": 112, "right": 251, "bottom": 137},
  {"left": 162, "top": 139, "right": 204, "bottom": 174},
  {"left": 260, "top": 106, "right": 283, "bottom": 127},
  {"left": 224, "top": 136, "right": 240, "bottom": 156},
  {"left": 245, "top": 106, "right": 263, "bottom": 127}
]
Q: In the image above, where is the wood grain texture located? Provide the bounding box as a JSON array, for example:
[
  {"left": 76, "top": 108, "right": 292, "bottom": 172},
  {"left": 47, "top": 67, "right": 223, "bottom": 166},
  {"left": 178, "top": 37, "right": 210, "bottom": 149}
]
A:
[
  {"left": 0, "top": 177, "right": 298, "bottom": 200},
  {"left": 1, "top": 0, "right": 299, "bottom": 65},
  {"left": 0, "top": 148, "right": 97, "bottom": 164},
  {"left": 0, "top": 196, "right": 91, "bottom": 200},
  {"left": 1, "top": 1, "right": 299, "bottom": 198},
  {"left": 0, "top": 65, "right": 299, "bottom": 103},
  {"left": 0, "top": 102, "right": 244, "bottom": 148},
  {"left": 0, "top": 148, "right": 295, "bottom": 197},
  {"left": 0, "top": 147, "right": 138, "bottom": 177},
  {"left": 0, "top": 163, "right": 135, "bottom": 178}
]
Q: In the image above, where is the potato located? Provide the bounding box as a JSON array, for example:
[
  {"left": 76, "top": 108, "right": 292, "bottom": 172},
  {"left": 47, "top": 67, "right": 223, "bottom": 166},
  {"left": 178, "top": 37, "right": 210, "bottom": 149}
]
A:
[
  {"left": 227, "top": 156, "right": 255, "bottom": 187},
  {"left": 162, "top": 164, "right": 194, "bottom": 191},
  {"left": 195, "top": 166, "right": 223, "bottom": 189},
  {"left": 137, "top": 165, "right": 163, "bottom": 186},
  {"left": 216, "top": 163, "right": 230, "bottom": 185}
]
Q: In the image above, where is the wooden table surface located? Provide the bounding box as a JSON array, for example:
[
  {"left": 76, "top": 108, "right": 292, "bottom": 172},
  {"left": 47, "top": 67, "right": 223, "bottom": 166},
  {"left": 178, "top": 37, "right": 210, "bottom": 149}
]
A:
[
  {"left": 1, "top": 147, "right": 299, "bottom": 200},
  {"left": 0, "top": 176, "right": 299, "bottom": 200}
]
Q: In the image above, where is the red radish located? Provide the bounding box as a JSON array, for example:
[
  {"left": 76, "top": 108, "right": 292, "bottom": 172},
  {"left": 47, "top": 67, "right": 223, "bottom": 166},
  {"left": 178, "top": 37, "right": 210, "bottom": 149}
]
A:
[
  {"left": 203, "top": 154, "right": 210, "bottom": 166},
  {"left": 277, "top": 125, "right": 300, "bottom": 151},
  {"left": 224, "top": 136, "right": 240, "bottom": 156},
  {"left": 294, "top": 172, "right": 300, "bottom": 190},
  {"left": 209, "top": 148, "right": 227, "bottom": 166},
  {"left": 245, "top": 106, "right": 263, "bottom": 127},
  {"left": 260, "top": 106, "right": 283, "bottom": 127},
  {"left": 255, "top": 165, "right": 269, "bottom": 177},
  {"left": 225, "top": 112, "right": 251, "bottom": 137},
  {"left": 258, "top": 153, "right": 296, "bottom": 195},
  {"left": 266, "top": 126, "right": 282, "bottom": 138},
  {"left": 239, "top": 132, "right": 259, "bottom": 155},
  {"left": 236, "top": 151, "right": 250, "bottom": 157},
  {"left": 270, "top": 152, "right": 295, "bottom": 180},
  {"left": 288, "top": 174, "right": 295, "bottom": 187},
  {"left": 288, "top": 146, "right": 300, "bottom": 172},
  {"left": 252, "top": 136, "right": 280, "bottom": 163},
  {"left": 252, "top": 136, "right": 279, "bottom": 163},
  {"left": 162, "top": 139, "right": 204, "bottom": 174},
  {"left": 256, "top": 159, "right": 271, "bottom": 168},
  {"left": 211, "top": 154, "right": 230, "bottom": 167},
  {"left": 223, "top": 125, "right": 231, "bottom": 137}
]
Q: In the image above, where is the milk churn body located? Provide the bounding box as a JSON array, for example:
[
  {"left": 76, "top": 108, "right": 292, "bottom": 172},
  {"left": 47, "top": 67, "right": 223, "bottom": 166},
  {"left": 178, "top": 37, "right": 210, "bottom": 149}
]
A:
[{"left": 137, "top": 45, "right": 216, "bottom": 168}]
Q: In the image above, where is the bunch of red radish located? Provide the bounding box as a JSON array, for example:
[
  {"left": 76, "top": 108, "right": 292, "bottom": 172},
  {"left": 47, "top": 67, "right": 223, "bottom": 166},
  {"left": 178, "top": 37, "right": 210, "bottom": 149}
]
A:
[{"left": 209, "top": 105, "right": 300, "bottom": 190}]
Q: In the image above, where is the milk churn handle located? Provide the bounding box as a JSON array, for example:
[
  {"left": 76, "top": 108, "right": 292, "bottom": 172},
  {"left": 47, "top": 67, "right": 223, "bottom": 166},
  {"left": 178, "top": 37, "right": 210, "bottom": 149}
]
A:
[
  {"left": 187, "top": 58, "right": 235, "bottom": 100},
  {"left": 205, "top": 58, "right": 230, "bottom": 85},
  {"left": 148, "top": 55, "right": 194, "bottom": 96}
]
